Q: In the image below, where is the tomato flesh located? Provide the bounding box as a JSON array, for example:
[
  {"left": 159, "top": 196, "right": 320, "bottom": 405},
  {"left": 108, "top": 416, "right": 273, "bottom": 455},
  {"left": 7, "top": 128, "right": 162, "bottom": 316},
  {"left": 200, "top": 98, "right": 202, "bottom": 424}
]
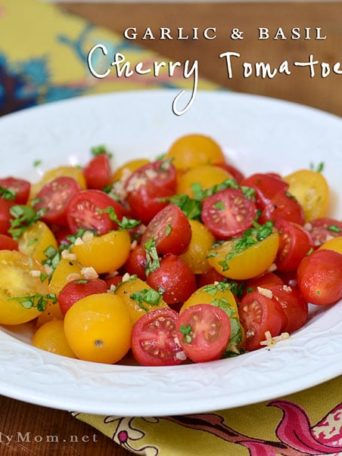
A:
[
  {"left": 239, "top": 290, "right": 287, "bottom": 351},
  {"left": 84, "top": 154, "right": 112, "bottom": 190},
  {"left": 35, "top": 177, "right": 81, "bottom": 226},
  {"left": 202, "top": 189, "right": 257, "bottom": 239},
  {"left": 67, "top": 189, "right": 125, "bottom": 234},
  {"left": 58, "top": 278, "right": 108, "bottom": 315},
  {"left": 132, "top": 308, "right": 184, "bottom": 366},
  {"left": 297, "top": 249, "right": 342, "bottom": 305},
  {"left": 177, "top": 304, "right": 230, "bottom": 363},
  {"left": 142, "top": 204, "right": 191, "bottom": 255},
  {"left": 306, "top": 218, "right": 342, "bottom": 247},
  {"left": 275, "top": 220, "right": 313, "bottom": 272},
  {"left": 260, "top": 191, "right": 305, "bottom": 226}
]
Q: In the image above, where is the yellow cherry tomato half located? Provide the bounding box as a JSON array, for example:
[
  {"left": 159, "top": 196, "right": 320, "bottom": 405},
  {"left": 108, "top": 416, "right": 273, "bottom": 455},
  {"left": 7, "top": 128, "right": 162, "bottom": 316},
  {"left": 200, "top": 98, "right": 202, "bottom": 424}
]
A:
[
  {"left": 49, "top": 259, "right": 83, "bottom": 295},
  {"left": 72, "top": 230, "right": 131, "bottom": 274},
  {"left": 180, "top": 220, "right": 214, "bottom": 274},
  {"left": 208, "top": 232, "right": 279, "bottom": 280},
  {"left": 19, "top": 221, "right": 57, "bottom": 263},
  {"left": 115, "top": 277, "right": 168, "bottom": 324},
  {"left": 319, "top": 236, "right": 342, "bottom": 254},
  {"left": 0, "top": 251, "right": 49, "bottom": 325},
  {"left": 112, "top": 158, "right": 150, "bottom": 182},
  {"left": 285, "top": 169, "right": 330, "bottom": 221},
  {"left": 167, "top": 134, "right": 225, "bottom": 172},
  {"left": 177, "top": 165, "right": 231, "bottom": 198},
  {"left": 64, "top": 293, "right": 132, "bottom": 364},
  {"left": 181, "top": 283, "right": 243, "bottom": 353},
  {"left": 30, "top": 166, "right": 86, "bottom": 199},
  {"left": 33, "top": 320, "right": 76, "bottom": 358}
]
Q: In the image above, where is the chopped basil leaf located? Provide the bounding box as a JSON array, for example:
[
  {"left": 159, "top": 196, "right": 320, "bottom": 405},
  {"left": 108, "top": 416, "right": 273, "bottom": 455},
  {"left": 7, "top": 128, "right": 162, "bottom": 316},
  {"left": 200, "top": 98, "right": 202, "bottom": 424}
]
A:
[
  {"left": 11, "top": 293, "right": 57, "bottom": 312},
  {"left": 104, "top": 207, "right": 140, "bottom": 230},
  {"left": 166, "top": 194, "right": 201, "bottom": 220},
  {"left": 144, "top": 239, "right": 160, "bottom": 275},
  {"left": 130, "top": 288, "right": 162, "bottom": 311},
  {"left": 213, "top": 201, "right": 225, "bottom": 210},
  {"left": 0, "top": 186, "right": 16, "bottom": 201},
  {"left": 328, "top": 225, "right": 341, "bottom": 233},
  {"left": 310, "top": 161, "right": 325, "bottom": 173},
  {"left": 9, "top": 205, "right": 45, "bottom": 240},
  {"left": 33, "top": 159, "right": 42, "bottom": 168},
  {"left": 91, "top": 145, "right": 113, "bottom": 159},
  {"left": 165, "top": 224, "right": 173, "bottom": 236}
]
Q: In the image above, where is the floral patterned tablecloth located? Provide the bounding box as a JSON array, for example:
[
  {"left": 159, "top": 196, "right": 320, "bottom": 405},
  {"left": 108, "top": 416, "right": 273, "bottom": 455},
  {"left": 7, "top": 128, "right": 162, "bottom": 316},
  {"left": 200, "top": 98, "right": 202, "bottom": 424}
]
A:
[{"left": 0, "top": 1, "right": 341, "bottom": 455}]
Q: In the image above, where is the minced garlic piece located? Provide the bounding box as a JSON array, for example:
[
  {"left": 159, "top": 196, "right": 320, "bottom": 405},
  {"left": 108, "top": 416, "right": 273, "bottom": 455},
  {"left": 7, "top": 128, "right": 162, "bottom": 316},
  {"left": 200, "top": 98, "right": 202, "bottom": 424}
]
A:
[
  {"left": 130, "top": 240, "right": 138, "bottom": 250},
  {"left": 74, "top": 237, "right": 84, "bottom": 246},
  {"left": 30, "top": 270, "right": 41, "bottom": 278},
  {"left": 82, "top": 231, "right": 94, "bottom": 243},
  {"left": 282, "top": 285, "right": 292, "bottom": 293},
  {"left": 81, "top": 267, "right": 98, "bottom": 280},
  {"left": 260, "top": 331, "right": 290, "bottom": 347},
  {"left": 122, "top": 272, "right": 132, "bottom": 283},
  {"left": 61, "top": 250, "right": 77, "bottom": 261},
  {"left": 257, "top": 287, "right": 273, "bottom": 299},
  {"left": 267, "top": 263, "right": 277, "bottom": 272},
  {"left": 44, "top": 265, "right": 53, "bottom": 276}
]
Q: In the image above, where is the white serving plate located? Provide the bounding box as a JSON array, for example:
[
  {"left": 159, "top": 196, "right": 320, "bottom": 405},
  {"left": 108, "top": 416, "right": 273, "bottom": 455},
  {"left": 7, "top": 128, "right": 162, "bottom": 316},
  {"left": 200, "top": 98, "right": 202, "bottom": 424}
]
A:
[{"left": 0, "top": 90, "right": 341, "bottom": 417}]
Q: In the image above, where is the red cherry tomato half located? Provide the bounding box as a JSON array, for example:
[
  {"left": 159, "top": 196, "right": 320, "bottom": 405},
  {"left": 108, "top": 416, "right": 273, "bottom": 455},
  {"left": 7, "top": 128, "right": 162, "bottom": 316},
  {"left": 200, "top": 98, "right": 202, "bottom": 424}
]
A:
[
  {"left": 84, "top": 154, "right": 112, "bottom": 190},
  {"left": 0, "top": 177, "right": 31, "bottom": 204},
  {"left": 218, "top": 163, "right": 245, "bottom": 183},
  {"left": 306, "top": 218, "right": 342, "bottom": 247},
  {"left": 201, "top": 189, "right": 257, "bottom": 239},
  {"left": 67, "top": 189, "right": 125, "bottom": 235},
  {"left": 177, "top": 304, "right": 230, "bottom": 363},
  {"left": 35, "top": 177, "right": 81, "bottom": 226},
  {"left": 132, "top": 308, "right": 184, "bottom": 366},
  {"left": 197, "top": 268, "right": 227, "bottom": 288},
  {"left": 241, "top": 173, "right": 288, "bottom": 209},
  {"left": 260, "top": 191, "right": 305, "bottom": 226},
  {"left": 267, "top": 285, "right": 308, "bottom": 333},
  {"left": 0, "top": 198, "right": 14, "bottom": 235},
  {"left": 297, "top": 249, "right": 342, "bottom": 306},
  {"left": 142, "top": 204, "right": 191, "bottom": 255},
  {"left": 275, "top": 220, "right": 313, "bottom": 272},
  {"left": 58, "top": 278, "right": 108, "bottom": 315},
  {"left": 0, "top": 234, "right": 18, "bottom": 250},
  {"left": 246, "top": 272, "right": 284, "bottom": 292},
  {"left": 126, "top": 161, "right": 177, "bottom": 225},
  {"left": 125, "top": 245, "right": 147, "bottom": 280},
  {"left": 239, "top": 290, "right": 287, "bottom": 351},
  {"left": 147, "top": 254, "right": 196, "bottom": 306}
]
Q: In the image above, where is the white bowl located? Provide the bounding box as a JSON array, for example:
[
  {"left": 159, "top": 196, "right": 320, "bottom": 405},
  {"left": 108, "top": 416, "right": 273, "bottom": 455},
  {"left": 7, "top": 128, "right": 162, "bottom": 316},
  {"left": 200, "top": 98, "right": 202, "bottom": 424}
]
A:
[{"left": 0, "top": 90, "right": 341, "bottom": 416}]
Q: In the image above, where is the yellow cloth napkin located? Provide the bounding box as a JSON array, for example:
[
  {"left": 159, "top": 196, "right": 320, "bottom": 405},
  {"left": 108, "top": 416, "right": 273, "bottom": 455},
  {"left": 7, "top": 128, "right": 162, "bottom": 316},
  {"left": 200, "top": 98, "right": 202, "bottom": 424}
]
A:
[{"left": 0, "top": 1, "right": 341, "bottom": 455}]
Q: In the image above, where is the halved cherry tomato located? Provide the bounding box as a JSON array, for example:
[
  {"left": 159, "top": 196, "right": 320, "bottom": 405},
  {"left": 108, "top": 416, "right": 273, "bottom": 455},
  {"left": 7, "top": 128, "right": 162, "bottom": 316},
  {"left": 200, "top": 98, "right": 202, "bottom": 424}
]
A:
[
  {"left": 67, "top": 190, "right": 125, "bottom": 234},
  {"left": 166, "top": 134, "right": 225, "bottom": 172},
  {"left": 297, "top": 249, "right": 342, "bottom": 305},
  {"left": 239, "top": 290, "right": 287, "bottom": 351},
  {"left": 126, "top": 160, "right": 177, "bottom": 224},
  {"left": 34, "top": 177, "right": 80, "bottom": 226},
  {"left": 147, "top": 255, "right": 196, "bottom": 306},
  {"left": 202, "top": 189, "right": 257, "bottom": 239},
  {"left": 218, "top": 163, "right": 244, "bottom": 183},
  {"left": 197, "top": 268, "right": 226, "bottom": 287},
  {"left": 0, "top": 198, "right": 14, "bottom": 235},
  {"left": 181, "top": 220, "right": 214, "bottom": 274},
  {"left": 241, "top": 173, "right": 288, "bottom": 210},
  {"left": 125, "top": 245, "right": 147, "bottom": 280},
  {"left": 132, "top": 308, "right": 184, "bottom": 366},
  {"left": 84, "top": 154, "right": 111, "bottom": 190},
  {"left": 246, "top": 272, "right": 283, "bottom": 292},
  {"left": 285, "top": 169, "right": 329, "bottom": 221},
  {"left": 58, "top": 278, "right": 108, "bottom": 315},
  {"left": 177, "top": 304, "right": 230, "bottom": 363},
  {"left": 141, "top": 204, "right": 191, "bottom": 255},
  {"left": 306, "top": 218, "right": 342, "bottom": 247},
  {"left": 260, "top": 191, "right": 305, "bottom": 226},
  {"left": 275, "top": 220, "right": 313, "bottom": 272},
  {"left": 267, "top": 285, "right": 308, "bottom": 333},
  {"left": 0, "top": 234, "right": 18, "bottom": 250},
  {"left": 0, "top": 177, "right": 31, "bottom": 204}
]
